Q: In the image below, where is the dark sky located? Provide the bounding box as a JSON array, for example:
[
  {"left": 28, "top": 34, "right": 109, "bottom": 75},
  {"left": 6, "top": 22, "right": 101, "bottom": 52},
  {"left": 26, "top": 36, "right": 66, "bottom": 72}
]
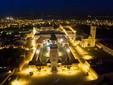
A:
[{"left": 0, "top": 0, "right": 113, "bottom": 17}]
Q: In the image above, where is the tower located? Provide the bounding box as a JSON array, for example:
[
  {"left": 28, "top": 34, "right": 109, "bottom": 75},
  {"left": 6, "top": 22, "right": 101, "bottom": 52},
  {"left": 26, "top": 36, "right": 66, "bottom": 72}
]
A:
[{"left": 89, "top": 26, "right": 96, "bottom": 47}]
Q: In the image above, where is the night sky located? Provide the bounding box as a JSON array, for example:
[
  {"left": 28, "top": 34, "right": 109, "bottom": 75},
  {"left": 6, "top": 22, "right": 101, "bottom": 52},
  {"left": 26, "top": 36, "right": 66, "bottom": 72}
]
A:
[{"left": 0, "top": 0, "right": 113, "bottom": 17}]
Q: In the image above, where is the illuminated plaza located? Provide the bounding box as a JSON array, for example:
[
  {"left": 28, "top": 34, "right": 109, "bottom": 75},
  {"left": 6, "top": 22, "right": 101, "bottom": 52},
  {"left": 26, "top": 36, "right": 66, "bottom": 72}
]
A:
[{"left": 0, "top": 18, "right": 113, "bottom": 85}]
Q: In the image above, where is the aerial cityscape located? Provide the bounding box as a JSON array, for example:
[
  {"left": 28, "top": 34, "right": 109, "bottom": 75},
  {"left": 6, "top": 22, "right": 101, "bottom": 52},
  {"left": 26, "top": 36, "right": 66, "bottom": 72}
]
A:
[{"left": 0, "top": 0, "right": 113, "bottom": 85}]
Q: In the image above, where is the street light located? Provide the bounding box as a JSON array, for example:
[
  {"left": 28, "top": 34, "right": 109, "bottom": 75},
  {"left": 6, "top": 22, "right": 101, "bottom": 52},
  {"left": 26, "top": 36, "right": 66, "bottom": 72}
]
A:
[
  {"left": 66, "top": 49, "right": 70, "bottom": 53},
  {"left": 46, "top": 42, "right": 50, "bottom": 46},
  {"left": 36, "top": 49, "right": 40, "bottom": 54},
  {"left": 60, "top": 38, "right": 63, "bottom": 42}
]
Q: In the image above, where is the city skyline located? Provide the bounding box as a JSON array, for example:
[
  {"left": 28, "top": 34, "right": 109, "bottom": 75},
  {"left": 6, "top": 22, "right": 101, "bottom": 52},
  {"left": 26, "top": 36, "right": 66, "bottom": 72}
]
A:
[{"left": 0, "top": 2, "right": 113, "bottom": 84}]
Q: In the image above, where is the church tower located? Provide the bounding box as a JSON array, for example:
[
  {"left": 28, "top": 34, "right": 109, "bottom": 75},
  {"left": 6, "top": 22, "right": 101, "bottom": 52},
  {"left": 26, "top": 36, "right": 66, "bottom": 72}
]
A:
[{"left": 89, "top": 26, "right": 96, "bottom": 47}]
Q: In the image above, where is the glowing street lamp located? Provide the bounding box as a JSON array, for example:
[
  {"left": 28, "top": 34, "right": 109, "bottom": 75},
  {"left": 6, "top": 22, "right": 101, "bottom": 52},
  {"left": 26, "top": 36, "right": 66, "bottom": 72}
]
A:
[
  {"left": 36, "top": 49, "right": 40, "bottom": 54},
  {"left": 66, "top": 49, "right": 70, "bottom": 53},
  {"left": 60, "top": 38, "right": 63, "bottom": 42},
  {"left": 33, "top": 27, "right": 36, "bottom": 35},
  {"left": 46, "top": 42, "right": 50, "bottom": 46},
  {"left": 6, "top": 17, "right": 14, "bottom": 20}
]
